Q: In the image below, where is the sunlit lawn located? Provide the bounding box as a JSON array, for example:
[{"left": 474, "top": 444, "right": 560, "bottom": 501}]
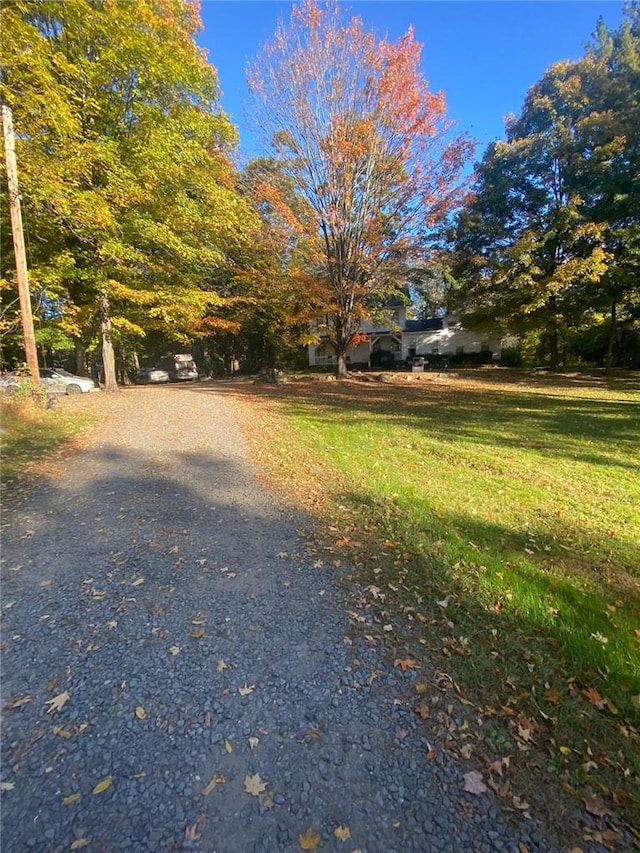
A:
[
  {"left": 228, "top": 369, "right": 640, "bottom": 827},
  {"left": 0, "top": 396, "right": 91, "bottom": 486}
]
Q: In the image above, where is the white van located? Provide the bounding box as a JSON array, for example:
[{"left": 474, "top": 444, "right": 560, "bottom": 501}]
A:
[{"left": 158, "top": 354, "right": 199, "bottom": 382}]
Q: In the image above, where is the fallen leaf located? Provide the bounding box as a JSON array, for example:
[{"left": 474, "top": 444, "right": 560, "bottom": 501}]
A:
[
  {"left": 134, "top": 706, "right": 147, "bottom": 720},
  {"left": 517, "top": 724, "right": 533, "bottom": 742},
  {"left": 92, "top": 776, "right": 112, "bottom": 795},
  {"left": 0, "top": 781, "right": 15, "bottom": 791},
  {"left": 582, "top": 686, "right": 605, "bottom": 707},
  {"left": 8, "top": 696, "right": 32, "bottom": 709},
  {"left": 131, "top": 577, "right": 145, "bottom": 587},
  {"left": 201, "top": 774, "right": 226, "bottom": 796},
  {"left": 486, "top": 758, "right": 505, "bottom": 775},
  {"left": 259, "top": 790, "right": 274, "bottom": 809},
  {"left": 184, "top": 815, "right": 206, "bottom": 841},
  {"left": 62, "top": 792, "right": 81, "bottom": 806},
  {"left": 298, "top": 827, "right": 322, "bottom": 850},
  {"left": 191, "top": 629, "right": 205, "bottom": 639},
  {"left": 238, "top": 683, "right": 255, "bottom": 696},
  {"left": 217, "top": 659, "right": 228, "bottom": 672},
  {"left": 584, "top": 794, "right": 612, "bottom": 817},
  {"left": 249, "top": 737, "right": 259, "bottom": 750},
  {"left": 334, "top": 825, "right": 351, "bottom": 842},
  {"left": 70, "top": 840, "right": 90, "bottom": 850},
  {"left": 590, "top": 632, "right": 608, "bottom": 644},
  {"left": 53, "top": 725, "right": 72, "bottom": 740},
  {"left": 463, "top": 770, "right": 487, "bottom": 795},
  {"left": 244, "top": 773, "right": 267, "bottom": 796},
  {"left": 168, "top": 646, "right": 180, "bottom": 656},
  {"left": 224, "top": 739, "right": 233, "bottom": 753},
  {"left": 45, "top": 691, "right": 70, "bottom": 714},
  {"left": 394, "top": 658, "right": 418, "bottom": 672}
]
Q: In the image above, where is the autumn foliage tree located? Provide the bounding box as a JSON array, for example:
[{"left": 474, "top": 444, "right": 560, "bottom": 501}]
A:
[
  {"left": 248, "top": 0, "right": 473, "bottom": 376},
  {"left": 1, "top": 0, "right": 256, "bottom": 387}
]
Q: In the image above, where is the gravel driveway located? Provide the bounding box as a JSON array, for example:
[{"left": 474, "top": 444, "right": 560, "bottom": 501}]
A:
[{"left": 0, "top": 383, "right": 584, "bottom": 852}]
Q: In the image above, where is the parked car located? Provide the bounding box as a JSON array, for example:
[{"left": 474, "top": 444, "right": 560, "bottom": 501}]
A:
[
  {"left": 39, "top": 368, "right": 97, "bottom": 394},
  {"left": 0, "top": 368, "right": 97, "bottom": 395},
  {"left": 133, "top": 367, "right": 170, "bottom": 384},
  {"left": 157, "top": 354, "right": 199, "bottom": 382}
]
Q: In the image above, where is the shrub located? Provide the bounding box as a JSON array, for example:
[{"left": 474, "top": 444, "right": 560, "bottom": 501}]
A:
[{"left": 499, "top": 347, "right": 523, "bottom": 367}]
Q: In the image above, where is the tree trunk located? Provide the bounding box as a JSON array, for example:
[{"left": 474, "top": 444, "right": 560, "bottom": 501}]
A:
[
  {"left": 336, "top": 351, "right": 349, "bottom": 377},
  {"left": 605, "top": 298, "right": 617, "bottom": 375},
  {"left": 334, "top": 316, "right": 350, "bottom": 378},
  {"left": 75, "top": 340, "right": 87, "bottom": 376},
  {"left": 99, "top": 288, "right": 118, "bottom": 392},
  {"left": 548, "top": 294, "right": 559, "bottom": 371}
]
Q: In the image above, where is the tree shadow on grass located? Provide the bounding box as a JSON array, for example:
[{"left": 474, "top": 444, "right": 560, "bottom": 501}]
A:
[
  {"left": 336, "top": 489, "right": 640, "bottom": 732},
  {"left": 208, "top": 376, "right": 640, "bottom": 473}
]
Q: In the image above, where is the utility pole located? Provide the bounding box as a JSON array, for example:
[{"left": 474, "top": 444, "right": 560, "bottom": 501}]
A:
[{"left": 2, "top": 103, "right": 40, "bottom": 384}]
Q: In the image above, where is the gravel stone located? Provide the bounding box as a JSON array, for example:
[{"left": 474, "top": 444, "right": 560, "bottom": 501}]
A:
[{"left": 0, "top": 383, "right": 619, "bottom": 853}]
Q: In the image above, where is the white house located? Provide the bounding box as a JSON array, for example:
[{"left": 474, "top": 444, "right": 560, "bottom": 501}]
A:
[{"left": 308, "top": 304, "right": 504, "bottom": 368}]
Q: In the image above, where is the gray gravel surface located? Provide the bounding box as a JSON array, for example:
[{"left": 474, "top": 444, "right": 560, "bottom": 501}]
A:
[{"left": 0, "top": 383, "right": 613, "bottom": 852}]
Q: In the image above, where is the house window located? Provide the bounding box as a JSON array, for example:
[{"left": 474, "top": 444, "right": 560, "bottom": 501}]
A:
[{"left": 431, "top": 345, "right": 439, "bottom": 355}]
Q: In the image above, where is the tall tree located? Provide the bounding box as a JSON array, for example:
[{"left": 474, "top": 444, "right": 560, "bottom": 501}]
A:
[
  {"left": 1, "top": 0, "right": 257, "bottom": 387},
  {"left": 450, "top": 4, "right": 640, "bottom": 369},
  {"left": 583, "top": 4, "right": 640, "bottom": 369},
  {"left": 248, "top": 0, "right": 473, "bottom": 376},
  {"left": 451, "top": 61, "right": 610, "bottom": 369}
]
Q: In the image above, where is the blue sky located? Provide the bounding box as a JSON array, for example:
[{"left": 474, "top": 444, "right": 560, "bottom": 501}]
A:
[{"left": 197, "top": 1, "right": 625, "bottom": 164}]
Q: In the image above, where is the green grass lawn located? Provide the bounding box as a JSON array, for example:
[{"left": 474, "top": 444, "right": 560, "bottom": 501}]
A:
[{"left": 229, "top": 369, "right": 640, "bottom": 831}]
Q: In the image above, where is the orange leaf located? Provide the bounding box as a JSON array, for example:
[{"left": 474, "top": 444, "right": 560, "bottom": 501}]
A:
[
  {"left": 544, "top": 689, "right": 562, "bottom": 705},
  {"left": 394, "top": 657, "right": 418, "bottom": 672},
  {"left": 298, "top": 827, "right": 322, "bottom": 850},
  {"left": 582, "top": 686, "right": 604, "bottom": 707}
]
